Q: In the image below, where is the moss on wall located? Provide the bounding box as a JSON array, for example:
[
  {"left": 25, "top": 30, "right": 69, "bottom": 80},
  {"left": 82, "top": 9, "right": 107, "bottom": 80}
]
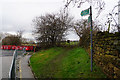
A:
[{"left": 88, "top": 31, "right": 120, "bottom": 78}]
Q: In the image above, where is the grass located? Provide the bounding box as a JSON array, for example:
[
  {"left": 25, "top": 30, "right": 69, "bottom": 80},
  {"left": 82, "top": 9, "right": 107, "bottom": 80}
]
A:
[
  {"left": 30, "top": 47, "right": 106, "bottom": 78},
  {"left": 62, "top": 41, "right": 79, "bottom": 46}
]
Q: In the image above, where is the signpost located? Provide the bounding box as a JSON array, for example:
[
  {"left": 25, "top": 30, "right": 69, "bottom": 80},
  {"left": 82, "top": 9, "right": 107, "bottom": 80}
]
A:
[
  {"left": 88, "top": 16, "right": 91, "bottom": 23},
  {"left": 81, "top": 8, "right": 89, "bottom": 16},
  {"left": 90, "top": 6, "right": 93, "bottom": 72},
  {"left": 81, "top": 6, "right": 93, "bottom": 72}
]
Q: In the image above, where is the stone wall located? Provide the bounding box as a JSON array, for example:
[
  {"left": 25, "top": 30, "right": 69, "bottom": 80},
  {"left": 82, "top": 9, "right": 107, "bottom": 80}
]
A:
[{"left": 88, "top": 32, "right": 120, "bottom": 78}]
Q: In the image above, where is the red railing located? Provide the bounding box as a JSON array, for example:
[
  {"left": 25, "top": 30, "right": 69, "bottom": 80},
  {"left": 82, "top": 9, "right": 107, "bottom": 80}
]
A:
[{"left": 1, "top": 45, "right": 34, "bottom": 51}]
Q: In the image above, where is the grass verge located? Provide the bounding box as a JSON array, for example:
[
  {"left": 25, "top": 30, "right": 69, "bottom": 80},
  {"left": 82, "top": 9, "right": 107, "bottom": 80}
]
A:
[{"left": 30, "top": 47, "right": 106, "bottom": 78}]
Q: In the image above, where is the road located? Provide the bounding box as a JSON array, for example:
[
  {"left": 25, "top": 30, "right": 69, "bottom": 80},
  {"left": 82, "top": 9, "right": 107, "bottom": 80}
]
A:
[
  {"left": 2, "top": 56, "right": 13, "bottom": 78},
  {"left": 0, "top": 50, "right": 23, "bottom": 79},
  {"left": 0, "top": 50, "right": 2, "bottom": 80},
  {"left": 2, "top": 50, "right": 23, "bottom": 56}
]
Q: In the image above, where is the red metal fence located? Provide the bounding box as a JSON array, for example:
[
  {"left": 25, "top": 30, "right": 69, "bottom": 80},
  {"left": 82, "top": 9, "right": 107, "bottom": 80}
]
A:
[{"left": 1, "top": 45, "right": 34, "bottom": 51}]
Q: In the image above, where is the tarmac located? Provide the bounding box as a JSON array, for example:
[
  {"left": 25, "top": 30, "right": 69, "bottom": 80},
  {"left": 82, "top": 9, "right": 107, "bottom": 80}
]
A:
[
  {"left": 1, "top": 50, "right": 14, "bottom": 79},
  {"left": 0, "top": 50, "right": 35, "bottom": 79},
  {"left": 0, "top": 53, "right": 2, "bottom": 80},
  {"left": 2, "top": 56, "right": 13, "bottom": 78},
  {"left": 17, "top": 54, "right": 35, "bottom": 80}
]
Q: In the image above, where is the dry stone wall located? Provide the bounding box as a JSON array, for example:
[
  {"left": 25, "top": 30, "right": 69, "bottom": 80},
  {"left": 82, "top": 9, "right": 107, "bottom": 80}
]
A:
[{"left": 89, "top": 32, "right": 120, "bottom": 78}]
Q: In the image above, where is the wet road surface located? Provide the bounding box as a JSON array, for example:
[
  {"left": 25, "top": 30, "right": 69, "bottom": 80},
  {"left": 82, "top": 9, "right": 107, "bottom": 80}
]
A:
[{"left": 0, "top": 50, "right": 23, "bottom": 78}]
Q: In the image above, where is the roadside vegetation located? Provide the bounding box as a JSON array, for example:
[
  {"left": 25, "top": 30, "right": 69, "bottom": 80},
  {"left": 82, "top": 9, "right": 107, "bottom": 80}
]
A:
[
  {"left": 30, "top": 47, "right": 106, "bottom": 78},
  {"left": 29, "top": 0, "right": 120, "bottom": 78}
]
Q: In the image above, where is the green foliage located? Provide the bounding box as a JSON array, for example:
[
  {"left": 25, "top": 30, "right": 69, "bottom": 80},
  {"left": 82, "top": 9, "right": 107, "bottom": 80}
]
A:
[{"left": 30, "top": 47, "right": 106, "bottom": 78}]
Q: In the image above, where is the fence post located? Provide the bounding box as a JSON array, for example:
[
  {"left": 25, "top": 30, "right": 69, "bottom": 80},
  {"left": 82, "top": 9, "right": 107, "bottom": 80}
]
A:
[{"left": 23, "top": 47, "right": 26, "bottom": 56}]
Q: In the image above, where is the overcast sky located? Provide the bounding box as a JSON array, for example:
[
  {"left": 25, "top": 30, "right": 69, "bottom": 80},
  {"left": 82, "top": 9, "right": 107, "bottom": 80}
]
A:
[{"left": 0, "top": 0, "right": 119, "bottom": 41}]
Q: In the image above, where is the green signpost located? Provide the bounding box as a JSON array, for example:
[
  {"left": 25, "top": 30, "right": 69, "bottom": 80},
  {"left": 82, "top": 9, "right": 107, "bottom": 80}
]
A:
[
  {"left": 88, "top": 16, "right": 91, "bottom": 23},
  {"left": 81, "top": 6, "right": 93, "bottom": 72},
  {"left": 81, "top": 8, "right": 89, "bottom": 16}
]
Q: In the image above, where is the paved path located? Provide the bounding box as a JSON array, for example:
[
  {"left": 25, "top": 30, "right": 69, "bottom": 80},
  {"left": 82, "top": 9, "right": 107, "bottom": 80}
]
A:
[{"left": 18, "top": 55, "right": 35, "bottom": 79}]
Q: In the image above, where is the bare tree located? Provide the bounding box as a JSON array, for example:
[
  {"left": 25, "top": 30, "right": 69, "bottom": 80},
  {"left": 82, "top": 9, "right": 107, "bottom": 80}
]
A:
[
  {"left": 17, "top": 30, "right": 25, "bottom": 39},
  {"left": 16, "top": 29, "right": 25, "bottom": 44},
  {"left": 64, "top": 0, "right": 105, "bottom": 18},
  {"left": 33, "top": 12, "right": 73, "bottom": 46},
  {"left": 74, "top": 19, "right": 99, "bottom": 37},
  {"left": 106, "top": 3, "right": 120, "bottom": 33},
  {"left": 74, "top": 19, "right": 99, "bottom": 47}
]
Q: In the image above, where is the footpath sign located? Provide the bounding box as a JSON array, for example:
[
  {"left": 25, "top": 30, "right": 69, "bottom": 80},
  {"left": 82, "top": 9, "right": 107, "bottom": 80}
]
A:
[
  {"left": 81, "top": 8, "right": 89, "bottom": 16},
  {"left": 81, "top": 6, "right": 93, "bottom": 72},
  {"left": 88, "top": 16, "right": 91, "bottom": 23}
]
